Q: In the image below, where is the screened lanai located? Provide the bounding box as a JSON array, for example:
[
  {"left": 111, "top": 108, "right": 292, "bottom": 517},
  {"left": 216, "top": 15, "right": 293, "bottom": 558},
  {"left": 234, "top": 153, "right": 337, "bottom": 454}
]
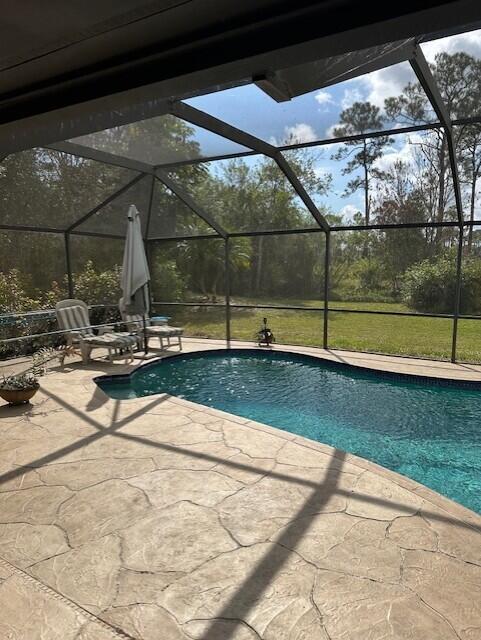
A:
[{"left": 3, "top": 34, "right": 481, "bottom": 363}]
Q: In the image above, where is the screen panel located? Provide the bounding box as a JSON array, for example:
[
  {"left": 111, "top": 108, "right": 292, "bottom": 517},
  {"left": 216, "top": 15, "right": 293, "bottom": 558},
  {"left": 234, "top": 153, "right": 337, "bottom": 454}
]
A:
[
  {"left": 168, "top": 156, "right": 321, "bottom": 233},
  {"left": 229, "top": 233, "right": 325, "bottom": 307},
  {"left": 0, "top": 149, "right": 136, "bottom": 231},
  {"left": 329, "top": 228, "right": 458, "bottom": 314},
  {"left": 150, "top": 238, "right": 226, "bottom": 304},
  {"left": 153, "top": 303, "right": 225, "bottom": 341},
  {"left": 328, "top": 312, "right": 452, "bottom": 360},
  {"left": 70, "top": 114, "right": 249, "bottom": 166},
  {"left": 230, "top": 307, "right": 324, "bottom": 348},
  {"left": 148, "top": 179, "right": 216, "bottom": 238},
  {"left": 75, "top": 175, "right": 151, "bottom": 236}
]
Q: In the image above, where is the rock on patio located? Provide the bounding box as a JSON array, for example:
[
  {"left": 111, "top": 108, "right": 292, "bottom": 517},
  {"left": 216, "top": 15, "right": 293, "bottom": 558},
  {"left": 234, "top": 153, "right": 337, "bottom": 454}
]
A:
[{"left": 0, "top": 346, "right": 480, "bottom": 640}]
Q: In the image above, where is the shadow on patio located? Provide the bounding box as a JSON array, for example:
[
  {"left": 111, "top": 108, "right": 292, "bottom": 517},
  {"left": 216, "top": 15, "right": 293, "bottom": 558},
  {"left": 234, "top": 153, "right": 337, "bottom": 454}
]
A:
[{"left": 0, "top": 382, "right": 480, "bottom": 640}]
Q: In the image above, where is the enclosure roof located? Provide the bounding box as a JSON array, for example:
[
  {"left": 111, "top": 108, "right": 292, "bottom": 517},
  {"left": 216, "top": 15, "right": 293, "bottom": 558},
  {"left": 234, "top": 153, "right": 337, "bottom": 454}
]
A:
[
  {"left": 0, "top": 1, "right": 480, "bottom": 156},
  {"left": 2, "top": 17, "right": 481, "bottom": 238}
]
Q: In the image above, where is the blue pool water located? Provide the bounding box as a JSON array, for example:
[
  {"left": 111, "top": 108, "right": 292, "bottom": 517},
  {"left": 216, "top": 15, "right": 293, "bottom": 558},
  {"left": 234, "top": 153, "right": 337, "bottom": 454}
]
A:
[{"left": 98, "top": 349, "right": 481, "bottom": 513}]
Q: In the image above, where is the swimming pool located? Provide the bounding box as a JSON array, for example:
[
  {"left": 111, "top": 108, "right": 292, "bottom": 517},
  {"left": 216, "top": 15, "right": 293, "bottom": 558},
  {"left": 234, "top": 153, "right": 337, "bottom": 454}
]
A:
[{"left": 97, "top": 349, "right": 481, "bottom": 513}]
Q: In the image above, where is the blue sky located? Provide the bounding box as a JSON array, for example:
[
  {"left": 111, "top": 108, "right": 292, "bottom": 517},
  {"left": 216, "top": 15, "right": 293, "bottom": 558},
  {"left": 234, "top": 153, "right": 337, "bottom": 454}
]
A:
[{"left": 185, "top": 30, "right": 481, "bottom": 221}]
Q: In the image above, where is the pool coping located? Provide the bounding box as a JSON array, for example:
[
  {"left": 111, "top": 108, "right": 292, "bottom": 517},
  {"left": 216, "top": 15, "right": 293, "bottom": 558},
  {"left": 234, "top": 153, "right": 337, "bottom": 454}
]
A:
[
  {"left": 95, "top": 346, "right": 481, "bottom": 390},
  {"left": 93, "top": 345, "right": 481, "bottom": 527},
  {"left": 162, "top": 393, "right": 481, "bottom": 530}
]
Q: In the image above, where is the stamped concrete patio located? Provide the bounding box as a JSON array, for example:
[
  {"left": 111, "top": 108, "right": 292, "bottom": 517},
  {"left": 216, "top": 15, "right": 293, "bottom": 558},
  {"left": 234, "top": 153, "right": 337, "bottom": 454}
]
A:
[{"left": 0, "top": 339, "right": 480, "bottom": 640}]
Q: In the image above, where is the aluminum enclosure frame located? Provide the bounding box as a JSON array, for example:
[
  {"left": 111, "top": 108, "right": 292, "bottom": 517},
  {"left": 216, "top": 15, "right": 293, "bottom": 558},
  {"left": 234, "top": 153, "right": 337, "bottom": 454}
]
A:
[{"left": 2, "top": 44, "right": 481, "bottom": 363}]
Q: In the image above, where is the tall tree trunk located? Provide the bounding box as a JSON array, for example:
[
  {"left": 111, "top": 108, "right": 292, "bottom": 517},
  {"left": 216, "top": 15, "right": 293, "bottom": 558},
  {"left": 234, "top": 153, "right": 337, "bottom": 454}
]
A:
[
  {"left": 467, "top": 149, "right": 479, "bottom": 253},
  {"left": 468, "top": 177, "right": 477, "bottom": 253},
  {"left": 362, "top": 140, "right": 370, "bottom": 257},
  {"left": 363, "top": 140, "right": 369, "bottom": 225},
  {"left": 434, "top": 134, "right": 447, "bottom": 246}
]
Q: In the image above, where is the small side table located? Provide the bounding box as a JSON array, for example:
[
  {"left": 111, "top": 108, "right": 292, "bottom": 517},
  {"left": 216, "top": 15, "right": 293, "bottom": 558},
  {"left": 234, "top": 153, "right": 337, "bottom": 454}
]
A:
[{"left": 150, "top": 316, "right": 171, "bottom": 326}]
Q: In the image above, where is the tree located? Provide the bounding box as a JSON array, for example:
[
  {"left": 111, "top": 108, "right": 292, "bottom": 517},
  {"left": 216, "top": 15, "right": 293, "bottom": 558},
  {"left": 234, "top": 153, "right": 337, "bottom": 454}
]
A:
[
  {"left": 458, "top": 124, "right": 481, "bottom": 251},
  {"left": 192, "top": 155, "right": 331, "bottom": 297},
  {"left": 177, "top": 238, "right": 250, "bottom": 299},
  {"left": 385, "top": 52, "right": 481, "bottom": 246},
  {"left": 331, "top": 102, "right": 393, "bottom": 225}
]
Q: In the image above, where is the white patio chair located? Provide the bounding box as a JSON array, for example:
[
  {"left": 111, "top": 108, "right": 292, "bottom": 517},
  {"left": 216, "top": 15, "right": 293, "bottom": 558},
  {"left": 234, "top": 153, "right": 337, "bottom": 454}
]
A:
[
  {"left": 120, "top": 310, "right": 183, "bottom": 351},
  {"left": 56, "top": 299, "right": 137, "bottom": 364}
]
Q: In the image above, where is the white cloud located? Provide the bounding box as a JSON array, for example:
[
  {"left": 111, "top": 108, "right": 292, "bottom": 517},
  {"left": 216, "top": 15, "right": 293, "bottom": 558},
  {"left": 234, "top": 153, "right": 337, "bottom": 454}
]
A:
[
  {"left": 360, "top": 62, "right": 414, "bottom": 108},
  {"left": 339, "top": 204, "right": 360, "bottom": 220},
  {"left": 325, "top": 124, "right": 341, "bottom": 139},
  {"left": 373, "top": 133, "right": 424, "bottom": 172},
  {"left": 358, "top": 29, "right": 481, "bottom": 108},
  {"left": 341, "top": 87, "right": 365, "bottom": 109},
  {"left": 315, "top": 90, "right": 335, "bottom": 110},
  {"left": 282, "top": 122, "right": 318, "bottom": 144},
  {"left": 313, "top": 165, "right": 330, "bottom": 180},
  {"left": 422, "top": 28, "right": 481, "bottom": 62}
]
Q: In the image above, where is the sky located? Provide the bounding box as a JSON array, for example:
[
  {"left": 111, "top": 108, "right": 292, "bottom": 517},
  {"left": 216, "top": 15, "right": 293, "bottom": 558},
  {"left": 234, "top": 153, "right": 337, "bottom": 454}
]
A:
[{"left": 186, "top": 28, "right": 481, "bottom": 221}]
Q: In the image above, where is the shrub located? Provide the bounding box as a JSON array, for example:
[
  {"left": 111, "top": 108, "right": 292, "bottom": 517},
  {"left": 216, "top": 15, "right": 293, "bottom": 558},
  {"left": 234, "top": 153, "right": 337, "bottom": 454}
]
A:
[
  {"left": 151, "top": 258, "right": 186, "bottom": 302},
  {"left": 402, "top": 254, "right": 481, "bottom": 314},
  {"left": 0, "top": 269, "right": 38, "bottom": 313},
  {"left": 72, "top": 260, "right": 122, "bottom": 305}
]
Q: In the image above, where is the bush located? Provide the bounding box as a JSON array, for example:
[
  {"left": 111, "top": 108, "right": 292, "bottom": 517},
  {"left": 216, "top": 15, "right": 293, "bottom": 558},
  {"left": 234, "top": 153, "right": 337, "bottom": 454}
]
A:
[
  {"left": 151, "top": 258, "right": 186, "bottom": 302},
  {"left": 0, "top": 269, "right": 39, "bottom": 313},
  {"left": 72, "top": 260, "right": 122, "bottom": 305},
  {"left": 402, "top": 254, "right": 481, "bottom": 314}
]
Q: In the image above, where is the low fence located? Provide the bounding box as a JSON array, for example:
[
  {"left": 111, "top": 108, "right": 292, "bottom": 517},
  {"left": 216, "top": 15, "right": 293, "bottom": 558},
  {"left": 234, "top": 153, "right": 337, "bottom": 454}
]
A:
[{"left": 0, "top": 305, "right": 121, "bottom": 360}]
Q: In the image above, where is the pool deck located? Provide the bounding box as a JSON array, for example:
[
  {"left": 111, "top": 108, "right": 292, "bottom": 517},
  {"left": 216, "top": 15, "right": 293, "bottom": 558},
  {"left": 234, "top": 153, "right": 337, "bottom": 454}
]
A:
[{"left": 0, "top": 339, "right": 480, "bottom": 640}]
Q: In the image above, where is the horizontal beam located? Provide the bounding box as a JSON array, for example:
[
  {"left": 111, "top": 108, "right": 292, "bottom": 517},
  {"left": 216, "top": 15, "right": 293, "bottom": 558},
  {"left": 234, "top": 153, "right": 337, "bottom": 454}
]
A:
[
  {"left": 148, "top": 233, "right": 221, "bottom": 242},
  {"left": 227, "top": 227, "right": 323, "bottom": 238},
  {"left": 45, "top": 141, "right": 154, "bottom": 174},
  {"left": 0, "top": 224, "right": 128, "bottom": 240},
  {"left": 152, "top": 299, "right": 474, "bottom": 322},
  {"left": 155, "top": 149, "right": 258, "bottom": 169},
  {"left": 330, "top": 220, "right": 460, "bottom": 232},
  {"left": 48, "top": 138, "right": 259, "bottom": 173},
  {"left": 154, "top": 170, "right": 226, "bottom": 238},
  {"left": 277, "top": 122, "right": 443, "bottom": 152},
  {"left": 0, "top": 224, "right": 64, "bottom": 234},
  {"left": 70, "top": 230, "right": 126, "bottom": 240}
]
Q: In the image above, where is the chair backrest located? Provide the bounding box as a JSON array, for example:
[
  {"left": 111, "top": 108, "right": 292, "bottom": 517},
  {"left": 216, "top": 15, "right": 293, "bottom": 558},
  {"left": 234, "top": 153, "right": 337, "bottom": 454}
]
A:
[
  {"left": 118, "top": 298, "right": 150, "bottom": 330},
  {"left": 55, "top": 299, "right": 94, "bottom": 337},
  {"left": 121, "top": 312, "right": 150, "bottom": 331}
]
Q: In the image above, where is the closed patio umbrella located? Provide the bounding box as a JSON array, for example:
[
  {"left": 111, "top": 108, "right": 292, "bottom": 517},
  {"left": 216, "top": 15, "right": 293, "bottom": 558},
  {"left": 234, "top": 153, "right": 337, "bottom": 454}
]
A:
[{"left": 121, "top": 205, "right": 150, "bottom": 352}]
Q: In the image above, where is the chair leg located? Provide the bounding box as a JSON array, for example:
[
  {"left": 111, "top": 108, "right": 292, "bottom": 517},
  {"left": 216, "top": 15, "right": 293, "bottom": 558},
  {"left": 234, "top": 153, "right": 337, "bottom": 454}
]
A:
[{"left": 80, "top": 342, "right": 90, "bottom": 365}]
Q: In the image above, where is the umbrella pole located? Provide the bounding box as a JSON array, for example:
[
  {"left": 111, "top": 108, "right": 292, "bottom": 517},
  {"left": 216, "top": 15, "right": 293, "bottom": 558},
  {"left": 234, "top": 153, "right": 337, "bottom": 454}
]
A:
[{"left": 143, "top": 284, "right": 149, "bottom": 354}]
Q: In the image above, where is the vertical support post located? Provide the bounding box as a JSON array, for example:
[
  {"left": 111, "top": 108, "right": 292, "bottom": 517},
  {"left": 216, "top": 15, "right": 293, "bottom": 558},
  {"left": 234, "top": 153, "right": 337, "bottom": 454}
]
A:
[
  {"left": 323, "top": 230, "right": 330, "bottom": 350},
  {"left": 64, "top": 232, "right": 74, "bottom": 297},
  {"left": 451, "top": 225, "right": 464, "bottom": 363},
  {"left": 144, "top": 174, "right": 156, "bottom": 271},
  {"left": 225, "top": 236, "right": 231, "bottom": 346}
]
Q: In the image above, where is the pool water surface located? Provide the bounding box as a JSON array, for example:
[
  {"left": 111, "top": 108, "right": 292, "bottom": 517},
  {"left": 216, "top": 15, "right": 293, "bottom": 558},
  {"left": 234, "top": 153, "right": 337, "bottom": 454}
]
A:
[{"left": 97, "top": 349, "right": 481, "bottom": 513}]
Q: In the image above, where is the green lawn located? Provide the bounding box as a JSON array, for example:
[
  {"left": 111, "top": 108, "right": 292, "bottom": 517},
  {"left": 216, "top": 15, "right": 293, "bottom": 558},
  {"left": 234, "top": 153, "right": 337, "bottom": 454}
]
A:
[{"left": 154, "top": 299, "right": 481, "bottom": 363}]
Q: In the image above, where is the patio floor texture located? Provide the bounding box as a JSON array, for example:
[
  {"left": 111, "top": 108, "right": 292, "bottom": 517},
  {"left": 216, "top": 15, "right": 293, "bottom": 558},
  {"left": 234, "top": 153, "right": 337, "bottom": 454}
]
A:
[{"left": 0, "top": 340, "right": 480, "bottom": 639}]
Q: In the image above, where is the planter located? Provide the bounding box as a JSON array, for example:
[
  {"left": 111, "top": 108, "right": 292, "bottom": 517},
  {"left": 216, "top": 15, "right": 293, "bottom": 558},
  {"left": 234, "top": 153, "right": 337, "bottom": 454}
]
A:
[{"left": 0, "top": 385, "right": 39, "bottom": 405}]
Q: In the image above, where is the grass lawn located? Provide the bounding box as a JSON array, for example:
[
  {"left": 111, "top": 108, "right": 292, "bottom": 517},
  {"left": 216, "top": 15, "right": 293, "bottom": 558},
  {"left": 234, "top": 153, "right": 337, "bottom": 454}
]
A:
[{"left": 154, "top": 298, "right": 481, "bottom": 363}]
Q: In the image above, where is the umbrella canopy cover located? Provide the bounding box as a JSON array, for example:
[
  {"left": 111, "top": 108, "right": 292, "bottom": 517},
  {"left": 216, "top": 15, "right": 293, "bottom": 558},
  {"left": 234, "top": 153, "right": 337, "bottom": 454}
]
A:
[{"left": 120, "top": 205, "right": 150, "bottom": 315}]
